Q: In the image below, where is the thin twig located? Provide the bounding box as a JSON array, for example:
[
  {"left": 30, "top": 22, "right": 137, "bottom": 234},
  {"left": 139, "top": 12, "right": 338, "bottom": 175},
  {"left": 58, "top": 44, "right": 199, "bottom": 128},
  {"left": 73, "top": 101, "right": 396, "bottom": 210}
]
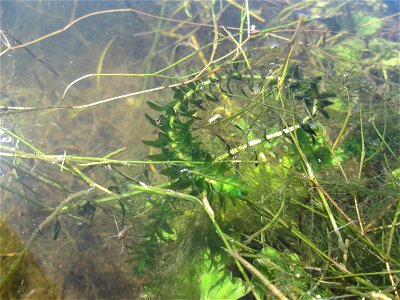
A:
[{"left": 0, "top": 8, "right": 242, "bottom": 57}]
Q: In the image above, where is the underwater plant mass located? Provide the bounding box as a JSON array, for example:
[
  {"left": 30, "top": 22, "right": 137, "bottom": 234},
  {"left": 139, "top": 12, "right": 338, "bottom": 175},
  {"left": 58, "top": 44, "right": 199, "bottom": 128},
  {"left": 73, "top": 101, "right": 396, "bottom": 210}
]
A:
[{"left": 0, "top": 1, "right": 399, "bottom": 299}]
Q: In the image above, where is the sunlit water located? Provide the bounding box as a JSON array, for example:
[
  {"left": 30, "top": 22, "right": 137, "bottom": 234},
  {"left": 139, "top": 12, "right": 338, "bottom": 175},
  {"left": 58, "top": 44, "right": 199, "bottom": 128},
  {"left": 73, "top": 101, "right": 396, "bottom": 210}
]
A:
[
  {"left": 0, "top": 1, "right": 399, "bottom": 299},
  {"left": 0, "top": 1, "right": 161, "bottom": 298}
]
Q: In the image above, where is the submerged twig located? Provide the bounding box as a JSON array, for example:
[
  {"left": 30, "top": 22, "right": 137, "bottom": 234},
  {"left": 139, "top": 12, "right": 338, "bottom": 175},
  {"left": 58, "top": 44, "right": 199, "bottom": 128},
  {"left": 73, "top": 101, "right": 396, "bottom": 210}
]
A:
[{"left": 6, "top": 32, "right": 59, "bottom": 76}]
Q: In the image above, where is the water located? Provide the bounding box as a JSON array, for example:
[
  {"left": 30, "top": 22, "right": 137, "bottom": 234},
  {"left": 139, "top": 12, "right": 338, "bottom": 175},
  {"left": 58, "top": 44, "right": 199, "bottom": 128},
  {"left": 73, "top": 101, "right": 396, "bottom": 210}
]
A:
[
  {"left": 1, "top": 1, "right": 399, "bottom": 299},
  {"left": 0, "top": 1, "right": 157, "bottom": 298}
]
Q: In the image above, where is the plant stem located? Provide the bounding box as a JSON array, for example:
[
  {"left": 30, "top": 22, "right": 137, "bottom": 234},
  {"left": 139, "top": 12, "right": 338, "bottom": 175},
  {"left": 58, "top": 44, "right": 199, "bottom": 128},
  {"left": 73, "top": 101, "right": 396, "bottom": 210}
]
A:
[{"left": 228, "top": 251, "right": 289, "bottom": 300}]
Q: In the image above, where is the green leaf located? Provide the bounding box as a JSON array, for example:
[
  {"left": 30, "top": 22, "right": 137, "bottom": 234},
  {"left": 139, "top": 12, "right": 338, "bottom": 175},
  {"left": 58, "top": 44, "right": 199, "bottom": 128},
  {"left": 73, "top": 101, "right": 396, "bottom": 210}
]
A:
[
  {"left": 391, "top": 168, "right": 400, "bottom": 180},
  {"left": 173, "top": 89, "right": 185, "bottom": 101},
  {"left": 216, "top": 162, "right": 229, "bottom": 176},
  {"left": 204, "top": 153, "right": 213, "bottom": 168},
  {"left": 308, "top": 82, "right": 319, "bottom": 97},
  {"left": 179, "top": 110, "right": 199, "bottom": 118},
  {"left": 354, "top": 13, "right": 381, "bottom": 36},
  {"left": 168, "top": 177, "right": 192, "bottom": 190},
  {"left": 155, "top": 226, "right": 168, "bottom": 242},
  {"left": 186, "top": 82, "right": 196, "bottom": 92},
  {"left": 206, "top": 162, "right": 227, "bottom": 177},
  {"left": 191, "top": 144, "right": 202, "bottom": 161},
  {"left": 160, "top": 166, "right": 181, "bottom": 179},
  {"left": 331, "top": 39, "right": 364, "bottom": 71},
  {"left": 192, "top": 99, "right": 206, "bottom": 110},
  {"left": 158, "top": 132, "right": 173, "bottom": 144},
  {"left": 219, "top": 192, "right": 227, "bottom": 211},
  {"left": 317, "top": 92, "right": 336, "bottom": 100},
  {"left": 52, "top": 218, "right": 61, "bottom": 240},
  {"left": 291, "top": 64, "right": 302, "bottom": 80},
  {"left": 162, "top": 147, "right": 178, "bottom": 160},
  {"left": 142, "top": 139, "right": 165, "bottom": 148},
  {"left": 317, "top": 99, "right": 334, "bottom": 108},
  {"left": 144, "top": 114, "right": 160, "bottom": 128},
  {"left": 318, "top": 108, "right": 330, "bottom": 119},
  {"left": 210, "top": 175, "right": 247, "bottom": 198},
  {"left": 300, "top": 123, "right": 317, "bottom": 137},
  {"left": 304, "top": 97, "right": 317, "bottom": 115},
  {"left": 180, "top": 132, "right": 193, "bottom": 147},
  {"left": 159, "top": 116, "right": 172, "bottom": 132},
  {"left": 166, "top": 107, "right": 176, "bottom": 117},
  {"left": 161, "top": 221, "right": 175, "bottom": 235},
  {"left": 200, "top": 270, "right": 249, "bottom": 300},
  {"left": 174, "top": 122, "right": 191, "bottom": 140},
  {"left": 252, "top": 245, "right": 328, "bottom": 298},
  {"left": 193, "top": 177, "right": 206, "bottom": 193},
  {"left": 205, "top": 93, "right": 219, "bottom": 102},
  {"left": 147, "top": 101, "right": 167, "bottom": 111}
]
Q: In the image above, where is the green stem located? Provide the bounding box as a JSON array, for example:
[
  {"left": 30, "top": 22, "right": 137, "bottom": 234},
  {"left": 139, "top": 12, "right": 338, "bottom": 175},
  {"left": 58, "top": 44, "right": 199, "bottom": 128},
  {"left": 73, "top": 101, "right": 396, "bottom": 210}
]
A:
[
  {"left": 333, "top": 87, "right": 352, "bottom": 151},
  {"left": 386, "top": 198, "right": 400, "bottom": 257},
  {"left": 228, "top": 251, "right": 289, "bottom": 300},
  {"left": 371, "top": 119, "right": 400, "bottom": 163}
]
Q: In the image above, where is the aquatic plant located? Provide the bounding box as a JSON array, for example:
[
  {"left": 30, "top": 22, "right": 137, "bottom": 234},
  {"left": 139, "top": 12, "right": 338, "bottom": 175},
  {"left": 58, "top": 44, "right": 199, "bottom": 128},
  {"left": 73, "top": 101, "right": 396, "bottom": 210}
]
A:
[{"left": 0, "top": 1, "right": 399, "bottom": 299}]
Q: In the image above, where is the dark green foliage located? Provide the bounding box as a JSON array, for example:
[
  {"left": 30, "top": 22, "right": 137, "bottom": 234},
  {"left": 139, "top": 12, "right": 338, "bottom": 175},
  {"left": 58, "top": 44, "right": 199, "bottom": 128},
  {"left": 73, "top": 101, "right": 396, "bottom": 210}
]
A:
[
  {"left": 143, "top": 80, "right": 249, "bottom": 207},
  {"left": 138, "top": 53, "right": 398, "bottom": 297},
  {"left": 1, "top": 2, "right": 399, "bottom": 299},
  {"left": 89, "top": 2, "right": 400, "bottom": 298},
  {"left": 129, "top": 197, "right": 178, "bottom": 277},
  {"left": 288, "top": 66, "right": 336, "bottom": 121}
]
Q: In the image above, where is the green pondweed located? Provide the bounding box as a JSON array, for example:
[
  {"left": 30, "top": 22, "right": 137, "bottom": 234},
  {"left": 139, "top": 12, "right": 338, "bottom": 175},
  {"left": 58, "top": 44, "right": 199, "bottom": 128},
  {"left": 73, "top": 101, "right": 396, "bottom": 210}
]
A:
[{"left": 0, "top": 1, "right": 399, "bottom": 299}]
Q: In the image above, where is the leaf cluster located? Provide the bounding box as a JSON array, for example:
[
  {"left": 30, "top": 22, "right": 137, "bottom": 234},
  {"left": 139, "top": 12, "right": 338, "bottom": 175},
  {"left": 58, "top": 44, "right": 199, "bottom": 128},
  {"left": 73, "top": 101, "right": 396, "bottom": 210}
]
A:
[{"left": 143, "top": 76, "right": 248, "bottom": 208}]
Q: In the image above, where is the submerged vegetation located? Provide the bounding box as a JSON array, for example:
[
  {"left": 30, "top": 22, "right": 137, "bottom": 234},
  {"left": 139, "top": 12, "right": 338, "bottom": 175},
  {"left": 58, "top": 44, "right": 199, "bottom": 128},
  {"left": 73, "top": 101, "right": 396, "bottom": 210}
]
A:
[{"left": 1, "top": 1, "right": 399, "bottom": 299}]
